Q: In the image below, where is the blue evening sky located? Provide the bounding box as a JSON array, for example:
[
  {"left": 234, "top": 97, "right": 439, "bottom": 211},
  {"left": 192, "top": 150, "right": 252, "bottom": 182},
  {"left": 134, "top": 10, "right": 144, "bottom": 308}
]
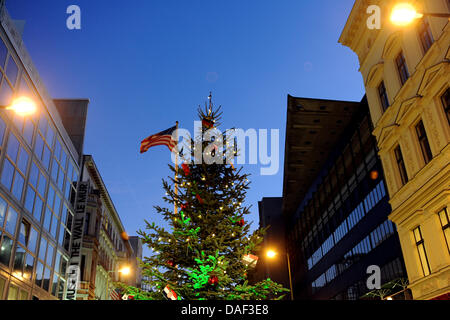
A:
[{"left": 7, "top": 0, "right": 364, "bottom": 254}]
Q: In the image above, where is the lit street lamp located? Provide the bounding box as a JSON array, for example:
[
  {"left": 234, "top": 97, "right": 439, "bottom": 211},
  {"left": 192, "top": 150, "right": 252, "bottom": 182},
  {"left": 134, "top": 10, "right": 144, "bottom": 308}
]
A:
[
  {"left": 265, "top": 249, "right": 294, "bottom": 301},
  {"left": 390, "top": 3, "right": 450, "bottom": 26},
  {"left": 105, "top": 265, "right": 131, "bottom": 300},
  {"left": 0, "top": 96, "right": 37, "bottom": 116}
]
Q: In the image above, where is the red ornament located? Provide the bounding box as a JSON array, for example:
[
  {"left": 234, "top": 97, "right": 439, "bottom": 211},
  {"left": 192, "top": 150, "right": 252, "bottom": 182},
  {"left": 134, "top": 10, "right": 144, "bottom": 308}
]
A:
[
  {"left": 202, "top": 118, "right": 214, "bottom": 129},
  {"left": 181, "top": 163, "right": 190, "bottom": 176},
  {"left": 181, "top": 203, "right": 189, "bottom": 210},
  {"left": 196, "top": 194, "right": 204, "bottom": 204},
  {"left": 208, "top": 275, "right": 219, "bottom": 286},
  {"left": 167, "top": 260, "right": 174, "bottom": 267},
  {"left": 237, "top": 219, "right": 245, "bottom": 227}
]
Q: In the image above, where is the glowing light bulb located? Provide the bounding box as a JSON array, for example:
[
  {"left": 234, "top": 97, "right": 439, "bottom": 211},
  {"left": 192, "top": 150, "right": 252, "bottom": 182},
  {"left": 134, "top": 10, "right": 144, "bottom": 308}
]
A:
[
  {"left": 6, "top": 96, "right": 37, "bottom": 116},
  {"left": 266, "top": 250, "right": 277, "bottom": 259},
  {"left": 390, "top": 3, "right": 423, "bottom": 26}
]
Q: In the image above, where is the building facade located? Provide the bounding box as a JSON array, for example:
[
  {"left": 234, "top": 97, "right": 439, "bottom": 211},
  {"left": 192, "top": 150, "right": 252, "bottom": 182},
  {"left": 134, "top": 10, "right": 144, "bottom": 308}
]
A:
[
  {"left": 340, "top": 0, "right": 450, "bottom": 300},
  {"left": 252, "top": 197, "right": 290, "bottom": 291},
  {"left": 76, "top": 155, "right": 135, "bottom": 300},
  {"left": 0, "top": 7, "right": 83, "bottom": 300},
  {"left": 129, "top": 236, "right": 143, "bottom": 289},
  {"left": 282, "top": 96, "right": 407, "bottom": 299}
]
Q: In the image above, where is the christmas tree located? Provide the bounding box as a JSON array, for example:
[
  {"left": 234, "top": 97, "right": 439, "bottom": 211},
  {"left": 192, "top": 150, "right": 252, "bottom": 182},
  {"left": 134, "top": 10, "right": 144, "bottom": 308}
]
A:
[{"left": 120, "top": 96, "right": 289, "bottom": 300}]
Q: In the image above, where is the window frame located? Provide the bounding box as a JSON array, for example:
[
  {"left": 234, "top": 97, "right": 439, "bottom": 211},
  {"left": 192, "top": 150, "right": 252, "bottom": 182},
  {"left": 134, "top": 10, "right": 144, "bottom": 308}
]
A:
[
  {"left": 413, "top": 226, "right": 431, "bottom": 277},
  {"left": 438, "top": 208, "right": 450, "bottom": 255},
  {"left": 378, "top": 80, "right": 390, "bottom": 112},
  {"left": 395, "top": 51, "right": 410, "bottom": 86},
  {"left": 417, "top": 18, "right": 434, "bottom": 54},
  {"left": 415, "top": 120, "right": 433, "bottom": 165},
  {"left": 393, "top": 145, "right": 408, "bottom": 186},
  {"left": 441, "top": 88, "right": 450, "bottom": 126}
]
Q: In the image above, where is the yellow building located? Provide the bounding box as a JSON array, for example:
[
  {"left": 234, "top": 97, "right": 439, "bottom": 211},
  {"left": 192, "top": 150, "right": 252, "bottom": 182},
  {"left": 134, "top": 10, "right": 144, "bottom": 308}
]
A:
[{"left": 340, "top": 0, "right": 450, "bottom": 300}]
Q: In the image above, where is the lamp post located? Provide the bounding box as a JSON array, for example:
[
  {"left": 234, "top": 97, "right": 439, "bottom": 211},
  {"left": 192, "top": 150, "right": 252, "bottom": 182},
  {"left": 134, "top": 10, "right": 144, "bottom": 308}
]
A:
[
  {"left": 390, "top": 3, "right": 450, "bottom": 26},
  {"left": 266, "top": 249, "right": 294, "bottom": 301},
  {"left": 0, "top": 96, "right": 37, "bottom": 116},
  {"left": 105, "top": 266, "right": 131, "bottom": 300}
]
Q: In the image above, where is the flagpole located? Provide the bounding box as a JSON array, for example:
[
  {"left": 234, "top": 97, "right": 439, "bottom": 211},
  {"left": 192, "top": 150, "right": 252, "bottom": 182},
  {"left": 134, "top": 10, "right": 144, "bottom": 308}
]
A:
[{"left": 174, "top": 121, "right": 179, "bottom": 215}]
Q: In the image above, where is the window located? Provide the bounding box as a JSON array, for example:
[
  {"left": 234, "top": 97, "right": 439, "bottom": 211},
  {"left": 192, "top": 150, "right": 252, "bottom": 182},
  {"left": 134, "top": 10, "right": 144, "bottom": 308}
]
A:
[
  {"left": 417, "top": 18, "right": 434, "bottom": 53},
  {"left": 438, "top": 208, "right": 450, "bottom": 254},
  {"left": 378, "top": 81, "right": 389, "bottom": 111},
  {"left": 28, "top": 227, "right": 38, "bottom": 253},
  {"left": 38, "top": 237, "right": 47, "bottom": 261},
  {"left": 5, "top": 207, "right": 18, "bottom": 236},
  {"left": 0, "top": 117, "right": 6, "bottom": 147},
  {"left": 0, "top": 234, "right": 13, "bottom": 266},
  {"left": 51, "top": 274, "right": 58, "bottom": 296},
  {"left": 415, "top": 120, "right": 433, "bottom": 164},
  {"left": 35, "top": 261, "right": 43, "bottom": 287},
  {"left": 413, "top": 226, "right": 431, "bottom": 276},
  {"left": 0, "top": 196, "right": 6, "bottom": 228},
  {"left": 442, "top": 88, "right": 450, "bottom": 125},
  {"left": 13, "top": 245, "right": 26, "bottom": 276},
  {"left": 394, "top": 145, "right": 408, "bottom": 186},
  {"left": 18, "top": 219, "right": 30, "bottom": 246},
  {"left": 7, "top": 284, "right": 18, "bottom": 300},
  {"left": 5, "top": 56, "right": 18, "bottom": 87},
  {"left": 84, "top": 212, "right": 90, "bottom": 235},
  {"left": 0, "top": 276, "right": 5, "bottom": 300},
  {"left": 0, "top": 36, "right": 7, "bottom": 69},
  {"left": 1, "top": 134, "right": 29, "bottom": 201},
  {"left": 0, "top": 78, "right": 13, "bottom": 106},
  {"left": 396, "top": 52, "right": 410, "bottom": 86}
]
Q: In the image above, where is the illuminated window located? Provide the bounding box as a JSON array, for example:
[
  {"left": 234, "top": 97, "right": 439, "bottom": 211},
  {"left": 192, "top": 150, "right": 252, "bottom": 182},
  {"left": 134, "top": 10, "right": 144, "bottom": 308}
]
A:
[
  {"left": 394, "top": 145, "right": 408, "bottom": 186},
  {"left": 7, "top": 284, "right": 18, "bottom": 300},
  {"left": 413, "top": 226, "right": 431, "bottom": 276},
  {"left": 417, "top": 18, "right": 434, "bottom": 53},
  {"left": 0, "top": 234, "right": 13, "bottom": 266},
  {"left": 0, "top": 276, "right": 5, "bottom": 299},
  {"left": 438, "top": 208, "right": 450, "bottom": 254},
  {"left": 415, "top": 120, "right": 433, "bottom": 164},
  {"left": 396, "top": 52, "right": 409, "bottom": 86}
]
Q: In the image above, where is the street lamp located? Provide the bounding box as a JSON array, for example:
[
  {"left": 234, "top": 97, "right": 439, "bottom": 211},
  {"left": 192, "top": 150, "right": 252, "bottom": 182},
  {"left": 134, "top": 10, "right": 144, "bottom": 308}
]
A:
[
  {"left": 0, "top": 96, "right": 37, "bottom": 116},
  {"left": 105, "top": 265, "right": 131, "bottom": 300},
  {"left": 390, "top": 3, "right": 450, "bottom": 26},
  {"left": 265, "top": 248, "right": 294, "bottom": 301}
]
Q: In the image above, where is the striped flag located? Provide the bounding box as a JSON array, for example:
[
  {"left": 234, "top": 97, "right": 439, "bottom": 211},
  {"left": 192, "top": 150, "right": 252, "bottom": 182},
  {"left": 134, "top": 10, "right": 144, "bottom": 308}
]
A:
[
  {"left": 140, "top": 125, "right": 177, "bottom": 154},
  {"left": 110, "top": 289, "right": 121, "bottom": 300}
]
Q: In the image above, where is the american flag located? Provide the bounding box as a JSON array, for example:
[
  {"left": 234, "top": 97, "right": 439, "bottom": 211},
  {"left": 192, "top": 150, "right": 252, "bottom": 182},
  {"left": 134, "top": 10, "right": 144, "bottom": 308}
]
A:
[
  {"left": 140, "top": 125, "right": 178, "bottom": 154},
  {"left": 110, "top": 289, "right": 121, "bottom": 300}
]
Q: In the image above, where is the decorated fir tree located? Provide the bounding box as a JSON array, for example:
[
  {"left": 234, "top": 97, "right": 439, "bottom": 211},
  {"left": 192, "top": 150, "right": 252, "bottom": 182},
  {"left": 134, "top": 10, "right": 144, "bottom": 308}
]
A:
[{"left": 121, "top": 96, "right": 288, "bottom": 300}]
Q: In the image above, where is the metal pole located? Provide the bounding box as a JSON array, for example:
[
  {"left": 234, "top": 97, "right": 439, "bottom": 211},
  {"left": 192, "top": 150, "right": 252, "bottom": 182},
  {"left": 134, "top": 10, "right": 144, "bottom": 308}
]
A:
[
  {"left": 174, "top": 121, "right": 179, "bottom": 215},
  {"left": 286, "top": 252, "right": 294, "bottom": 300},
  {"left": 423, "top": 13, "right": 450, "bottom": 18}
]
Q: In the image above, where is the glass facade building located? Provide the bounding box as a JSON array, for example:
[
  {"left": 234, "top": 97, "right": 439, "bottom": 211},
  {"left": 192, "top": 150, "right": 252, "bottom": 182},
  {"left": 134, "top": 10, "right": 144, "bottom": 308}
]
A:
[
  {"left": 283, "top": 96, "right": 407, "bottom": 299},
  {"left": 0, "top": 7, "right": 81, "bottom": 300}
]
